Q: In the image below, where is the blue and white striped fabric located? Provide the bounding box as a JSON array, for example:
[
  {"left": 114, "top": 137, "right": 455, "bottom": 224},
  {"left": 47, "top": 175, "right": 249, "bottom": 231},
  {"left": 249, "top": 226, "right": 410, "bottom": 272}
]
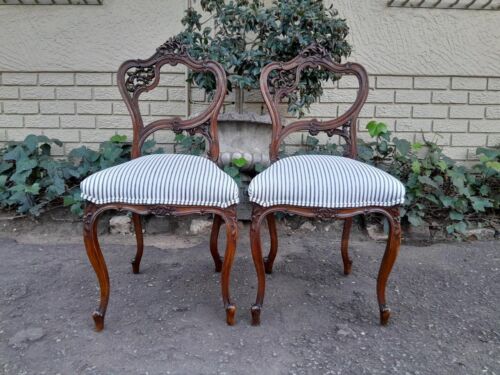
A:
[
  {"left": 81, "top": 154, "right": 240, "bottom": 208},
  {"left": 248, "top": 155, "right": 405, "bottom": 208}
]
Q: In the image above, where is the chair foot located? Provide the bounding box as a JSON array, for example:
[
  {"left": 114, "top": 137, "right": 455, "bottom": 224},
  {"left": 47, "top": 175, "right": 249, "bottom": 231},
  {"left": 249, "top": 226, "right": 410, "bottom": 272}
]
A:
[
  {"left": 92, "top": 310, "right": 105, "bottom": 332},
  {"left": 379, "top": 305, "right": 391, "bottom": 326},
  {"left": 251, "top": 304, "right": 261, "bottom": 326},
  {"left": 131, "top": 213, "right": 144, "bottom": 274},
  {"left": 215, "top": 257, "right": 223, "bottom": 273},
  {"left": 343, "top": 259, "right": 353, "bottom": 276},
  {"left": 264, "top": 257, "right": 273, "bottom": 274},
  {"left": 226, "top": 304, "right": 236, "bottom": 326},
  {"left": 131, "top": 258, "right": 140, "bottom": 274}
]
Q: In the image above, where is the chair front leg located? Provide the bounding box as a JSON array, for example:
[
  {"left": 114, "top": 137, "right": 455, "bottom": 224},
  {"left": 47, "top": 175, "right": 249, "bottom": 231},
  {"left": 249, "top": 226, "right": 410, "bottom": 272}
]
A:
[
  {"left": 131, "top": 213, "right": 144, "bottom": 274},
  {"left": 209, "top": 214, "right": 224, "bottom": 272},
  {"left": 341, "top": 218, "right": 353, "bottom": 275},
  {"left": 83, "top": 203, "right": 110, "bottom": 332},
  {"left": 377, "top": 208, "right": 402, "bottom": 325},
  {"left": 250, "top": 205, "right": 267, "bottom": 326},
  {"left": 221, "top": 208, "right": 238, "bottom": 325},
  {"left": 264, "top": 213, "right": 278, "bottom": 274}
]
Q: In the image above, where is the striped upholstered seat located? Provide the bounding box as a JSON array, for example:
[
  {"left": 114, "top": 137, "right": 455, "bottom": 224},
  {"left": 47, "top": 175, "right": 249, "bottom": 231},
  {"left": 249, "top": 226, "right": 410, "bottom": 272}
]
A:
[
  {"left": 248, "top": 155, "right": 405, "bottom": 208},
  {"left": 81, "top": 153, "right": 240, "bottom": 208}
]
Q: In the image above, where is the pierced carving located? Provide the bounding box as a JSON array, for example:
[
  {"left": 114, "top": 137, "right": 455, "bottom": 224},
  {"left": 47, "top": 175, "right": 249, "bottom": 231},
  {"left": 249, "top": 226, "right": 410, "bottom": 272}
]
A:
[
  {"left": 125, "top": 66, "right": 156, "bottom": 93},
  {"left": 308, "top": 119, "right": 322, "bottom": 136},
  {"left": 315, "top": 208, "right": 340, "bottom": 219},
  {"left": 83, "top": 202, "right": 98, "bottom": 232},
  {"left": 156, "top": 37, "right": 189, "bottom": 56},
  {"left": 299, "top": 43, "right": 330, "bottom": 59},
  {"left": 150, "top": 206, "right": 176, "bottom": 216}
]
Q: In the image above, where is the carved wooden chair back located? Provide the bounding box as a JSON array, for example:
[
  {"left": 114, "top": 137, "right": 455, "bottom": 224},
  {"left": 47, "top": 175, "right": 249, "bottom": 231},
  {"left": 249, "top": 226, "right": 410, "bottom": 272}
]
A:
[
  {"left": 259, "top": 44, "right": 369, "bottom": 162},
  {"left": 117, "top": 38, "right": 227, "bottom": 161}
]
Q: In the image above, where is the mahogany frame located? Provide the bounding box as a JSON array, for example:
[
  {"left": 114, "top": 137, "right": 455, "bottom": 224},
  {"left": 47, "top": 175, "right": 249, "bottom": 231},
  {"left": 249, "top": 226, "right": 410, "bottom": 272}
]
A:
[
  {"left": 82, "top": 39, "right": 238, "bottom": 331},
  {"left": 250, "top": 44, "right": 402, "bottom": 326}
]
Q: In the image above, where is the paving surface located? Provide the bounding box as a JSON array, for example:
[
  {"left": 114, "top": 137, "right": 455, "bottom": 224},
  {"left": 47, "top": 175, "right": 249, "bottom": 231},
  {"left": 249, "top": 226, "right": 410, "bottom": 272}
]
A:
[{"left": 0, "top": 228, "right": 499, "bottom": 375}]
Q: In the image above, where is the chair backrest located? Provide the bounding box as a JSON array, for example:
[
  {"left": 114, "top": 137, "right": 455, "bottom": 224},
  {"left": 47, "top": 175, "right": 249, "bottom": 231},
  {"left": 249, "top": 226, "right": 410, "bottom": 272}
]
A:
[
  {"left": 117, "top": 38, "right": 227, "bottom": 161},
  {"left": 259, "top": 43, "right": 369, "bottom": 162}
]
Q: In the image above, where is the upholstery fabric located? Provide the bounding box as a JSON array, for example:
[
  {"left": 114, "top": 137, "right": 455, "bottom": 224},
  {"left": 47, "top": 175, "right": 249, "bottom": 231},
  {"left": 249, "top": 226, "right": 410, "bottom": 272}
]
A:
[
  {"left": 248, "top": 155, "right": 405, "bottom": 208},
  {"left": 81, "top": 154, "right": 240, "bottom": 208}
]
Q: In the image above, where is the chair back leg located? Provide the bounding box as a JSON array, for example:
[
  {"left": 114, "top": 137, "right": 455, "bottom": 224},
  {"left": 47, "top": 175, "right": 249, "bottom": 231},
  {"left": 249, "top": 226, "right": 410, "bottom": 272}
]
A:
[
  {"left": 209, "top": 215, "right": 224, "bottom": 272},
  {"left": 341, "top": 218, "right": 353, "bottom": 275},
  {"left": 264, "top": 214, "right": 278, "bottom": 274},
  {"left": 131, "top": 213, "right": 144, "bottom": 274}
]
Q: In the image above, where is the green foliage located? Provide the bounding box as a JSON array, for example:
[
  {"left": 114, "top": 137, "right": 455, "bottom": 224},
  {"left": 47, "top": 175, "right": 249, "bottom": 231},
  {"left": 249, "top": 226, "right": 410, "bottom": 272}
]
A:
[
  {"left": 173, "top": 133, "right": 206, "bottom": 156},
  {"left": 357, "top": 121, "right": 499, "bottom": 235},
  {"left": 175, "top": 0, "right": 351, "bottom": 117},
  {"left": 224, "top": 157, "right": 248, "bottom": 186},
  {"left": 0, "top": 135, "right": 161, "bottom": 217},
  {"left": 294, "top": 135, "right": 343, "bottom": 156}
]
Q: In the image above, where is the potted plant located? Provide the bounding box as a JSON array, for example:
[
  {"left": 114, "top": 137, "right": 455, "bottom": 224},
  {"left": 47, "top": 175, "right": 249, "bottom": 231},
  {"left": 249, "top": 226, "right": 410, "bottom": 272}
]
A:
[
  {"left": 174, "top": 0, "right": 352, "bottom": 218},
  {"left": 175, "top": 0, "right": 352, "bottom": 117}
]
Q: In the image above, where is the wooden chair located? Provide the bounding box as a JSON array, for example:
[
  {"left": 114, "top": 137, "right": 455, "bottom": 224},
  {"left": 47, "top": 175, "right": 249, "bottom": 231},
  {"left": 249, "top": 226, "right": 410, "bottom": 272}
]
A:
[
  {"left": 81, "top": 39, "right": 239, "bottom": 331},
  {"left": 248, "top": 44, "right": 405, "bottom": 326}
]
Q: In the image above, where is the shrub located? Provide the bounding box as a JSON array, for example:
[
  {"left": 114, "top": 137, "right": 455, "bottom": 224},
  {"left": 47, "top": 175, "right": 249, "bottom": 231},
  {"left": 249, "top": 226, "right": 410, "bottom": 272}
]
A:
[{"left": 175, "top": 0, "right": 351, "bottom": 116}]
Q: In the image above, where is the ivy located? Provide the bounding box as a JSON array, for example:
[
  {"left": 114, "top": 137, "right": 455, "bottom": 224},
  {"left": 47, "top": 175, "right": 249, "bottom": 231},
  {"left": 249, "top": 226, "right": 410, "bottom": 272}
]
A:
[
  {"left": 0, "top": 135, "right": 161, "bottom": 217},
  {"left": 356, "top": 121, "right": 499, "bottom": 236}
]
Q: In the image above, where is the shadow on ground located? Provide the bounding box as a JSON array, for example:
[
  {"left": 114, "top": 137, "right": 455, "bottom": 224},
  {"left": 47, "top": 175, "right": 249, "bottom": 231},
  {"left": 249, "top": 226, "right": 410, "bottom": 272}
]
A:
[{"left": 0, "top": 229, "right": 498, "bottom": 374}]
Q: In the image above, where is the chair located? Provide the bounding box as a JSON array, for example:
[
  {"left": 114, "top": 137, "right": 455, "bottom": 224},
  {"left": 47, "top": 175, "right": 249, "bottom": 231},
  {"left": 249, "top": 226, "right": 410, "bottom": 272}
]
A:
[
  {"left": 248, "top": 44, "right": 405, "bottom": 326},
  {"left": 81, "top": 39, "right": 239, "bottom": 331}
]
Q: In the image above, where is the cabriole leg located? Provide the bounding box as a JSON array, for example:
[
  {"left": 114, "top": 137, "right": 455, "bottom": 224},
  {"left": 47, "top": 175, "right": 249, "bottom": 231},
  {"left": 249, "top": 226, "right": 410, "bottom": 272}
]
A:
[
  {"left": 264, "top": 214, "right": 278, "bottom": 274},
  {"left": 221, "top": 209, "right": 238, "bottom": 325},
  {"left": 83, "top": 203, "right": 110, "bottom": 332},
  {"left": 250, "top": 206, "right": 266, "bottom": 326},
  {"left": 209, "top": 214, "right": 224, "bottom": 272},
  {"left": 131, "top": 213, "right": 144, "bottom": 274},
  {"left": 341, "top": 218, "right": 353, "bottom": 275},
  {"left": 376, "top": 210, "right": 402, "bottom": 325}
]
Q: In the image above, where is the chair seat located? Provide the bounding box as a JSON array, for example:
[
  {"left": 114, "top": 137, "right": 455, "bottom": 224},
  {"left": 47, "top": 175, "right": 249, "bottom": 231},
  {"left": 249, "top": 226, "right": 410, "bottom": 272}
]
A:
[
  {"left": 81, "top": 154, "right": 240, "bottom": 208},
  {"left": 248, "top": 155, "right": 405, "bottom": 208}
]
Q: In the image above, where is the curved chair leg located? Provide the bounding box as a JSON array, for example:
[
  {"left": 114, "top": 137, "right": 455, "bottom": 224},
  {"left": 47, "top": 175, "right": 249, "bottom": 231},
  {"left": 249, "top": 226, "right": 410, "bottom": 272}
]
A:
[
  {"left": 341, "top": 218, "right": 353, "bottom": 275},
  {"left": 264, "top": 214, "right": 278, "bottom": 274},
  {"left": 209, "top": 214, "right": 224, "bottom": 272},
  {"left": 131, "top": 213, "right": 144, "bottom": 274},
  {"left": 221, "top": 210, "right": 238, "bottom": 325},
  {"left": 250, "top": 208, "right": 266, "bottom": 326},
  {"left": 376, "top": 212, "right": 402, "bottom": 325},
  {"left": 83, "top": 204, "right": 110, "bottom": 332}
]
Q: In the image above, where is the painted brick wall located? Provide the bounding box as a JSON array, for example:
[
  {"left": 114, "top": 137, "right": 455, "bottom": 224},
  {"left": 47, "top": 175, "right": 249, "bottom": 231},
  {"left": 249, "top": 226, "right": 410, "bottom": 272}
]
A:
[{"left": 0, "top": 72, "right": 499, "bottom": 161}]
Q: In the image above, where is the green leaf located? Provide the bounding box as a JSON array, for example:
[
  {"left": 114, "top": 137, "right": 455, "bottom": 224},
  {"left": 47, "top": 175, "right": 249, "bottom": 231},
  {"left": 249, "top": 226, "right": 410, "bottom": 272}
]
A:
[
  {"left": 366, "top": 121, "right": 388, "bottom": 138},
  {"left": 110, "top": 134, "right": 127, "bottom": 143},
  {"left": 232, "top": 157, "right": 248, "bottom": 168},
  {"left": 24, "top": 134, "right": 39, "bottom": 153},
  {"left": 485, "top": 161, "right": 500, "bottom": 172},
  {"left": 24, "top": 183, "right": 40, "bottom": 194},
  {"left": 411, "top": 160, "right": 421, "bottom": 174},
  {"left": 407, "top": 213, "right": 425, "bottom": 226},
  {"left": 470, "top": 197, "right": 493, "bottom": 212},
  {"left": 449, "top": 211, "right": 463, "bottom": 221},
  {"left": 394, "top": 138, "right": 411, "bottom": 156},
  {"left": 255, "top": 163, "right": 266, "bottom": 173},
  {"left": 411, "top": 142, "right": 423, "bottom": 151}
]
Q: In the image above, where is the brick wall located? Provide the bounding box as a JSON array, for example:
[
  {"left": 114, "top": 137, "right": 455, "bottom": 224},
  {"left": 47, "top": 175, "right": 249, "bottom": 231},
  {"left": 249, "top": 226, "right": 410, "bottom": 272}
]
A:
[{"left": 0, "top": 72, "right": 499, "bottom": 161}]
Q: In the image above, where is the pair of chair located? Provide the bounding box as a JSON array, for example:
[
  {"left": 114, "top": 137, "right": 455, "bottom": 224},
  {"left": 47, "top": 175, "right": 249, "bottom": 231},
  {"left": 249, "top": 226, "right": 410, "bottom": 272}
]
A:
[{"left": 81, "top": 39, "right": 405, "bottom": 331}]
